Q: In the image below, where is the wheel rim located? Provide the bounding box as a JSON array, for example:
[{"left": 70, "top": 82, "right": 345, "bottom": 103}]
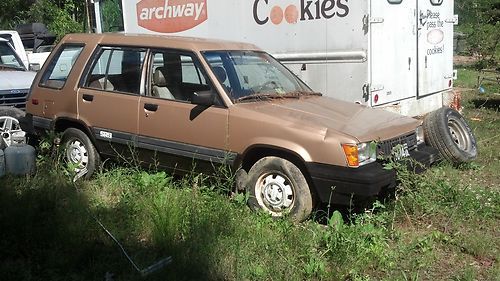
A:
[
  {"left": 66, "top": 139, "right": 89, "bottom": 171},
  {"left": 448, "top": 116, "right": 471, "bottom": 151},
  {"left": 255, "top": 172, "right": 295, "bottom": 215},
  {"left": 0, "top": 116, "right": 21, "bottom": 147}
]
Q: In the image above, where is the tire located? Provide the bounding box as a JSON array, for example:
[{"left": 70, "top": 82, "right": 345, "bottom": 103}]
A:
[
  {"left": 423, "top": 107, "right": 477, "bottom": 165},
  {"left": 246, "top": 156, "right": 313, "bottom": 222},
  {"left": 61, "top": 128, "right": 100, "bottom": 179}
]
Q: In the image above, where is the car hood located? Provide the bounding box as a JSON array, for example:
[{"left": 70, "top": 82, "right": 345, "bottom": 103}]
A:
[
  {"left": 0, "top": 70, "right": 36, "bottom": 90},
  {"left": 236, "top": 96, "right": 420, "bottom": 142}
]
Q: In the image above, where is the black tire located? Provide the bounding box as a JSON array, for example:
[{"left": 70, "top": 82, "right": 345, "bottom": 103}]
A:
[
  {"left": 423, "top": 107, "right": 477, "bottom": 165},
  {"left": 61, "top": 128, "right": 100, "bottom": 179},
  {"left": 246, "top": 156, "right": 313, "bottom": 222}
]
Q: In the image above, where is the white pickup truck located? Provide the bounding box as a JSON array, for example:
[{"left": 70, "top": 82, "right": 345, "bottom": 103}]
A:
[
  {"left": 0, "top": 38, "right": 36, "bottom": 108},
  {"left": 0, "top": 30, "right": 51, "bottom": 71}
]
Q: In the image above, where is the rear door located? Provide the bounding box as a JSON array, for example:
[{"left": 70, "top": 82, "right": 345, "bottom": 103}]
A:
[
  {"left": 78, "top": 46, "right": 146, "bottom": 156},
  {"left": 417, "top": 0, "right": 454, "bottom": 96},
  {"left": 370, "top": 0, "right": 417, "bottom": 107}
]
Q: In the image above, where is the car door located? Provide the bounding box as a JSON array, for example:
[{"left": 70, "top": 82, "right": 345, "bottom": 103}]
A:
[
  {"left": 138, "top": 49, "right": 231, "bottom": 173},
  {"left": 78, "top": 46, "right": 146, "bottom": 157}
]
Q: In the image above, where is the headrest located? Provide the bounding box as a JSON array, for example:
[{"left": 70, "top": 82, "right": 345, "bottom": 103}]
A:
[
  {"left": 153, "top": 67, "right": 167, "bottom": 87},
  {"left": 212, "top": 66, "right": 227, "bottom": 83}
]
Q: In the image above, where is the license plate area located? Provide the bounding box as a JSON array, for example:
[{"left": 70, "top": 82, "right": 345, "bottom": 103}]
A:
[{"left": 391, "top": 143, "right": 410, "bottom": 160}]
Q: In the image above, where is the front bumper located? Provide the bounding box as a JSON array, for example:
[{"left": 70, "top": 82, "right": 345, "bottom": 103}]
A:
[{"left": 306, "top": 144, "right": 439, "bottom": 205}]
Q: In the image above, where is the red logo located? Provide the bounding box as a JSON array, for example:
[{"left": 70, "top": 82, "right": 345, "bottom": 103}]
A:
[{"left": 136, "top": 0, "right": 208, "bottom": 33}]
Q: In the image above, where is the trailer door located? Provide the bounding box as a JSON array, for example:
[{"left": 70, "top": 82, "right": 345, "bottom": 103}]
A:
[
  {"left": 417, "top": 0, "right": 454, "bottom": 96},
  {"left": 370, "top": 0, "right": 417, "bottom": 107}
]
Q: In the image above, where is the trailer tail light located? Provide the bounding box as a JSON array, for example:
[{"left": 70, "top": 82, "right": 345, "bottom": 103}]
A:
[
  {"left": 31, "top": 99, "right": 39, "bottom": 105},
  {"left": 374, "top": 94, "right": 379, "bottom": 104},
  {"left": 448, "top": 79, "right": 452, "bottom": 87}
]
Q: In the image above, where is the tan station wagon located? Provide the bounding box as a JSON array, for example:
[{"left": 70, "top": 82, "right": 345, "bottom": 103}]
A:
[{"left": 23, "top": 33, "right": 442, "bottom": 222}]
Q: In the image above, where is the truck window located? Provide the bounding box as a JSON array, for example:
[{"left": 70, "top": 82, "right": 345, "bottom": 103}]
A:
[
  {"left": 39, "top": 45, "right": 84, "bottom": 89},
  {"left": 84, "top": 47, "right": 146, "bottom": 94},
  {"left": 0, "top": 42, "right": 23, "bottom": 69}
]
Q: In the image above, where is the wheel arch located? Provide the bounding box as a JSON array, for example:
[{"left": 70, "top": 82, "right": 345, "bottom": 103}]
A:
[
  {"left": 237, "top": 145, "right": 319, "bottom": 203},
  {"left": 54, "top": 117, "right": 96, "bottom": 144}
]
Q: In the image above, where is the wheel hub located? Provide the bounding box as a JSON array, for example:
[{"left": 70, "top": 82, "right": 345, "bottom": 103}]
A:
[
  {"left": 67, "top": 140, "right": 88, "bottom": 169},
  {"left": 258, "top": 173, "right": 294, "bottom": 211},
  {"left": 448, "top": 117, "right": 470, "bottom": 151}
]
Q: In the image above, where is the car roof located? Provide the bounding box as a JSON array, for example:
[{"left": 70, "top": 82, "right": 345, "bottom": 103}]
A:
[{"left": 60, "top": 33, "right": 262, "bottom": 52}]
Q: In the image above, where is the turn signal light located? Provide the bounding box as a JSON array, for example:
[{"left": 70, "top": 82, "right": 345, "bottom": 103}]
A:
[{"left": 342, "top": 144, "right": 359, "bottom": 167}]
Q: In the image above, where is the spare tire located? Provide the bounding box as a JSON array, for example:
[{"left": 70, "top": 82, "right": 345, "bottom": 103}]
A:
[{"left": 423, "top": 107, "right": 477, "bottom": 165}]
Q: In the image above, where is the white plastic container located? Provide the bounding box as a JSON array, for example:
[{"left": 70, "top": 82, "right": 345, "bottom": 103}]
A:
[{"left": 5, "top": 143, "right": 36, "bottom": 176}]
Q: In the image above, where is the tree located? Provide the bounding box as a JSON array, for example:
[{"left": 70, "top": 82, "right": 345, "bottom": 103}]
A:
[{"left": 455, "top": 0, "right": 500, "bottom": 67}]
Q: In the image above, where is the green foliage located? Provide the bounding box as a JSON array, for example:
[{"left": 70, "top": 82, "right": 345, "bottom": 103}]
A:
[
  {"left": 101, "top": 0, "right": 124, "bottom": 32},
  {"left": 0, "top": 0, "right": 84, "bottom": 41},
  {"left": 28, "top": 0, "right": 82, "bottom": 41},
  {"left": 456, "top": 0, "right": 500, "bottom": 67}
]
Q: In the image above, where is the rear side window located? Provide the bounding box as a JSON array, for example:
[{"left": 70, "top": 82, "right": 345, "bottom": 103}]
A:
[
  {"left": 39, "top": 45, "right": 84, "bottom": 89},
  {"left": 84, "top": 46, "right": 146, "bottom": 94}
]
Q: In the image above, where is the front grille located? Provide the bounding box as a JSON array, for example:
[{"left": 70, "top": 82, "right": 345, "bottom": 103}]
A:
[
  {"left": 0, "top": 89, "right": 29, "bottom": 108},
  {"left": 377, "top": 132, "right": 417, "bottom": 157}
]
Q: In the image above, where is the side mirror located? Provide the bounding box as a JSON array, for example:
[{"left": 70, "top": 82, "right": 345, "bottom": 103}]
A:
[
  {"left": 29, "top": 63, "right": 40, "bottom": 71},
  {"left": 192, "top": 90, "right": 216, "bottom": 106}
]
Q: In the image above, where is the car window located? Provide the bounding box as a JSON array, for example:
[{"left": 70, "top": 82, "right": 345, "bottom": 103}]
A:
[
  {"left": 84, "top": 46, "right": 146, "bottom": 94},
  {"left": 149, "top": 50, "right": 212, "bottom": 102},
  {"left": 39, "top": 44, "right": 84, "bottom": 89}
]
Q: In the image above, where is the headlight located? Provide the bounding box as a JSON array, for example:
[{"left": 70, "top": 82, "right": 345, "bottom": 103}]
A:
[
  {"left": 416, "top": 125, "right": 425, "bottom": 145},
  {"left": 342, "top": 142, "right": 377, "bottom": 167}
]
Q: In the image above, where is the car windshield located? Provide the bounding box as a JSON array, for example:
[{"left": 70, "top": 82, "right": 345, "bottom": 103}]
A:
[
  {"left": 202, "top": 50, "right": 319, "bottom": 102},
  {"left": 0, "top": 42, "right": 25, "bottom": 70}
]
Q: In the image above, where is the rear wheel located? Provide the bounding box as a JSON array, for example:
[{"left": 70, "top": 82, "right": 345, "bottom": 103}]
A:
[
  {"left": 62, "top": 128, "right": 100, "bottom": 179},
  {"left": 246, "top": 156, "right": 312, "bottom": 222},
  {"left": 423, "top": 107, "right": 477, "bottom": 165}
]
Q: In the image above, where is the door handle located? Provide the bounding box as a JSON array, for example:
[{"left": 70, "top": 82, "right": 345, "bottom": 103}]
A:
[
  {"left": 144, "top": 103, "right": 158, "bottom": 112},
  {"left": 82, "top": 94, "right": 94, "bottom": 102}
]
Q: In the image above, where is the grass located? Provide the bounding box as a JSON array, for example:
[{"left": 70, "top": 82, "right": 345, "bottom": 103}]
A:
[{"left": 1, "top": 67, "right": 499, "bottom": 280}]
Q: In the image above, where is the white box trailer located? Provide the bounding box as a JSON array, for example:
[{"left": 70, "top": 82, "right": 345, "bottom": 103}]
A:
[{"left": 91, "top": 0, "right": 458, "bottom": 117}]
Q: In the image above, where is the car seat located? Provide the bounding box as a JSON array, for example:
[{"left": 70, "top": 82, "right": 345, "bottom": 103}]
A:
[{"left": 152, "top": 67, "right": 175, "bottom": 100}]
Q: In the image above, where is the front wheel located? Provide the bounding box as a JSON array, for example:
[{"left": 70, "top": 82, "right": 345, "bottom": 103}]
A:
[
  {"left": 62, "top": 128, "right": 100, "bottom": 179},
  {"left": 246, "top": 156, "right": 313, "bottom": 222}
]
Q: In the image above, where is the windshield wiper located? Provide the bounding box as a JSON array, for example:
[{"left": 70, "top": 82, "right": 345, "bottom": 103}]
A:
[
  {"left": 235, "top": 93, "right": 274, "bottom": 103},
  {"left": 235, "top": 91, "right": 322, "bottom": 103},
  {"left": 284, "top": 91, "right": 322, "bottom": 97}
]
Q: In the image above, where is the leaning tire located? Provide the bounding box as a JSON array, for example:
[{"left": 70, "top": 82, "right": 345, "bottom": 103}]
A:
[
  {"left": 246, "top": 156, "right": 313, "bottom": 222},
  {"left": 62, "top": 128, "right": 100, "bottom": 179},
  {"left": 423, "top": 107, "right": 477, "bottom": 165}
]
